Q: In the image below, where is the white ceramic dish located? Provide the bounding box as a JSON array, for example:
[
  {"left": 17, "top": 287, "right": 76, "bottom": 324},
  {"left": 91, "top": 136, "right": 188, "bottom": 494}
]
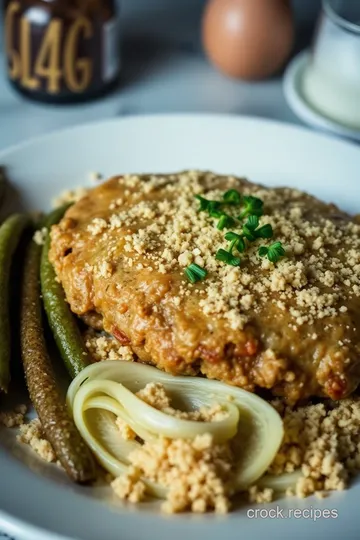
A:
[
  {"left": 283, "top": 50, "right": 360, "bottom": 142},
  {"left": 0, "top": 114, "right": 359, "bottom": 540}
]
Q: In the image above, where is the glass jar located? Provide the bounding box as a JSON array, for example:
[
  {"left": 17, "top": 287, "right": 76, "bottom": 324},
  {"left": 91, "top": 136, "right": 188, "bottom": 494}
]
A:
[
  {"left": 3, "top": 0, "right": 121, "bottom": 103},
  {"left": 302, "top": 0, "right": 360, "bottom": 129}
]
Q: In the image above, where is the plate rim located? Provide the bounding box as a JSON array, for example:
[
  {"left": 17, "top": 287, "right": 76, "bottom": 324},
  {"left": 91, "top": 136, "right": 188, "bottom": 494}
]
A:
[
  {"left": 1, "top": 111, "right": 360, "bottom": 162},
  {"left": 0, "top": 509, "right": 70, "bottom": 540}
]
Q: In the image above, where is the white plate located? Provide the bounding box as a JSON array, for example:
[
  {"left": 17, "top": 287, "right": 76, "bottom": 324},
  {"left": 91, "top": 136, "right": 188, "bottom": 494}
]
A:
[
  {"left": 283, "top": 50, "right": 360, "bottom": 142},
  {"left": 0, "top": 114, "right": 359, "bottom": 540}
]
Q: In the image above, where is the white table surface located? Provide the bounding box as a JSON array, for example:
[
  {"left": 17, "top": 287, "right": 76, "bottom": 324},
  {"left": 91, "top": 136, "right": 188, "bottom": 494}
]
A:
[
  {"left": 0, "top": 0, "right": 322, "bottom": 152},
  {"left": 0, "top": 1, "right": 322, "bottom": 538}
]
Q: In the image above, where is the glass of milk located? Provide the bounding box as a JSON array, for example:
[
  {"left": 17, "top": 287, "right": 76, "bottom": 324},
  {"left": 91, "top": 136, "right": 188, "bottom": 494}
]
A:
[{"left": 303, "top": 0, "right": 360, "bottom": 129}]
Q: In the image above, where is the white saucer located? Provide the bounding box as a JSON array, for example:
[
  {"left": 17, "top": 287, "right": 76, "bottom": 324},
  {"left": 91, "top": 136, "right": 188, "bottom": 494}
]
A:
[{"left": 283, "top": 49, "right": 360, "bottom": 142}]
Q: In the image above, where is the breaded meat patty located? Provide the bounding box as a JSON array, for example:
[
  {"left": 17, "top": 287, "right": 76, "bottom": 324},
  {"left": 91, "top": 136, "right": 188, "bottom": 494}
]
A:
[{"left": 49, "top": 171, "right": 360, "bottom": 402}]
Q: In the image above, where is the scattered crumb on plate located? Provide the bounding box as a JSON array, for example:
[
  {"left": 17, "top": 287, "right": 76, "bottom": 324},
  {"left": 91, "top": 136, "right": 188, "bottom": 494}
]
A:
[
  {"left": 17, "top": 418, "right": 57, "bottom": 463},
  {"left": 111, "top": 382, "right": 233, "bottom": 514},
  {"left": 33, "top": 227, "right": 48, "bottom": 246},
  {"left": 52, "top": 187, "right": 89, "bottom": 209},
  {"left": 110, "top": 383, "right": 360, "bottom": 511},
  {"left": 0, "top": 404, "right": 27, "bottom": 427},
  {"left": 267, "top": 397, "right": 360, "bottom": 499}
]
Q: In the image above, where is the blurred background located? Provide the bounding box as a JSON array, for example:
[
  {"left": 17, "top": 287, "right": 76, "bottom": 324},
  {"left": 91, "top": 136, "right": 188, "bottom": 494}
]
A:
[{"left": 0, "top": 0, "right": 323, "bottom": 149}]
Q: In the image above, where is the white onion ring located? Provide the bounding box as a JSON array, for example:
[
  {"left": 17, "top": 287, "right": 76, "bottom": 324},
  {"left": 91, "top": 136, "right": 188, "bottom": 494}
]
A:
[{"left": 67, "top": 361, "right": 291, "bottom": 496}]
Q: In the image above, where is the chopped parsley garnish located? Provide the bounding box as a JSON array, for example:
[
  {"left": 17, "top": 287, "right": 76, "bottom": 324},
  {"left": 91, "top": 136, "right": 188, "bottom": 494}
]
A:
[
  {"left": 195, "top": 194, "right": 238, "bottom": 231},
  {"left": 208, "top": 207, "right": 236, "bottom": 230},
  {"left": 194, "top": 195, "right": 209, "bottom": 211},
  {"left": 224, "top": 231, "right": 246, "bottom": 253},
  {"left": 209, "top": 207, "right": 223, "bottom": 218},
  {"left": 208, "top": 200, "right": 222, "bottom": 214},
  {"left": 217, "top": 214, "right": 236, "bottom": 230},
  {"left": 242, "top": 215, "right": 259, "bottom": 241},
  {"left": 197, "top": 190, "right": 242, "bottom": 212},
  {"left": 242, "top": 215, "right": 274, "bottom": 242},
  {"left": 184, "top": 263, "right": 208, "bottom": 283},
  {"left": 194, "top": 190, "right": 284, "bottom": 270},
  {"left": 255, "top": 224, "right": 274, "bottom": 239},
  {"left": 258, "top": 241, "right": 285, "bottom": 263},
  {"left": 247, "top": 215, "right": 259, "bottom": 229},
  {"left": 216, "top": 231, "right": 245, "bottom": 267},
  {"left": 195, "top": 195, "right": 221, "bottom": 213},
  {"left": 238, "top": 196, "right": 264, "bottom": 219},
  {"left": 223, "top": 189, "right": 241, "bottom": 205},
  {"left": 215, "top": 249, "right": 241, "bottom": 267}
]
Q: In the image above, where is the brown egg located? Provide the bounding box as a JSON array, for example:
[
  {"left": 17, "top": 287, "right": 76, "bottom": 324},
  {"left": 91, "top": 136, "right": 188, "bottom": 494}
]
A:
[{"left": 202, "top": 0, "right": 294, "bottom": 80}]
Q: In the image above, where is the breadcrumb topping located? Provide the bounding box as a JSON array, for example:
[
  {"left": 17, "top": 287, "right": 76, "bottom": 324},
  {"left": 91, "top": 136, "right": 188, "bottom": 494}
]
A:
[
  {"left": 50, "top": 171, "right": 360, "bottom": 402},
  {"left": 17, "top": 418, "right": 56, "bottom": 463},
  {"left": 84, "top": 328, "right": 134, "bottom": 362},
  {"left": 84, "top": 171, "right": 360, "bottom": 332}
]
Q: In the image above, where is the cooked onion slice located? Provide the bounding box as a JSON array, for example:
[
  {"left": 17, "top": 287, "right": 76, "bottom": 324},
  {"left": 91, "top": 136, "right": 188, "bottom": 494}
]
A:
[
  {"left": 258, "top": 470, "right": 302, "bottom": 491},
  {"left": 67, "top": 361, "right": 285, "bottom": 496}
]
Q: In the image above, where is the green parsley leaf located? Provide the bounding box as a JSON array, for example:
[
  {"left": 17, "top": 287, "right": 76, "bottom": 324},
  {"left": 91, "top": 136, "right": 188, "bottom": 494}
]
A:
[
  {"left": 224, "top": 231, "right": 246, "bottom": 252},
  {"left": 268, "top": 242, "right": 285, "bottom": 263},
  {"left": 209, "top": 207, "right": 223, "bottom": 219},
  {"left": 194, "top": 195, "right": 210, "bottom": 211},
  {"left": 223, "top": 189, "right": 241, "bottom": 205},
  {"left": 254, "top": 224, "right": 273, "bottom": 239},
  {"left": 238, "top": 196, "right": 264, "bottom": 219},
  {"left": 258, "top": 246, "right": 269, "bottom": 258},
  {"left": 246, "top": 215, "right": 259, "bottom": 231},
  {"left": 208, "top": 200, "right": 222, "bottom": 213},
  {"left": 215, "top": 249, "right": 241, "bottom": 267},
  {"left": 258, "top": 241, "right": 285, "bottom": 263},
  {"left": 217, "top": 214, "right": 236, "bottom": 230},
  {"left": 242, "top": 224, "right": 257, "bottom": 242},
  {"left": 195, "top": 195, "right": 221, "bottom": 213},
  {"left": 242, "top": 215, "right": 273, "bottom": 242},
  {"left": 184, "top": 263, "right": 208, "bottom": 283}
]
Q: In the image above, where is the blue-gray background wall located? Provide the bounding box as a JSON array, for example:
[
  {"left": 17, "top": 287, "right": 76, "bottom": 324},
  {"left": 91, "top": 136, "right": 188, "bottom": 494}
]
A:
[
  {"left": 0, "top": 0, "right": 323, "bottom": 68},
  {"left": 117, "top": 0, "right": 323, "bottom": 93},
  {"left": 120, "top": 0, "right": 322, "bottom": 47},
  {"left": 0, "top": 0, "right": 324, "bottom": 148}
]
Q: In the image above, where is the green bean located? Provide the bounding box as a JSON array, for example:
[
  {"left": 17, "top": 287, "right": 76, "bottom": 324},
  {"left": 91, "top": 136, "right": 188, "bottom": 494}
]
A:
[
  {"left": 0, "top": 213, "right": 31, "bottom": 392},
  {"left": 20, "top": 231, "right": 96, "bottom": 483},
  {"left": 40, "top": 205, "right": 92, "bottom": 379}
]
